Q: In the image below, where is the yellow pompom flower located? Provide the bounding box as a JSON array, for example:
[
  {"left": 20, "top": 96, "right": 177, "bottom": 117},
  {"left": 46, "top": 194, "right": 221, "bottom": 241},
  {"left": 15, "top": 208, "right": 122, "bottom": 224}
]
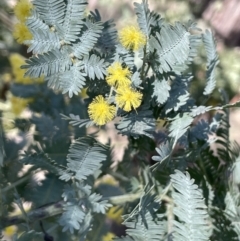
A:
[
  {"left": 9, "top": 53, "right": 44, "bottom": 84},
  {"left": 106, "top": 62, "right": 131, "bottom": 87},
  {"left": 102, "top": 232, "right": 115, "bottom": 241},
  {"left": 14, "top": 0, "right": 33, "bottom": 22},
  {"left": 119, "top": 25, "right": 146, "bottom": 51},
  {"left": 116, "top": 87, "right": 143, "bottom": 112},
  {"left": 88, "top": 95, "right": 116, "bottom": 126},
  {"left": 13, "top": 22, "right": 32, "bottom": 44},
  {"left": 10, "top": 96, "right": 33, "bottom": 116}
]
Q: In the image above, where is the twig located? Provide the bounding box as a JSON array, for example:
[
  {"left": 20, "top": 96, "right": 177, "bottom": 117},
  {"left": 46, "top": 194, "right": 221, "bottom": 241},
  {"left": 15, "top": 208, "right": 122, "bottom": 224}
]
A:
[
  {"left": 0, "top": 191, "right": 142, "bottom": 229},
  {"left": 0, "top": 201, "right": 63, "bottom": 229}
]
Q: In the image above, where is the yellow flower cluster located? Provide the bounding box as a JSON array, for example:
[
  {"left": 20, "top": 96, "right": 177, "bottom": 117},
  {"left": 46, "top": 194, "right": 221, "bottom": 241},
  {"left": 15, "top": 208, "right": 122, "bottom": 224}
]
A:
[
  {"left": 87, "top": 61, "right": 143, "bottom": 125},
  {"left": 13, "top": 0, "right": 33, "bottom": 44},
  {"left": 87, "top": 24, "right": 145, "bottom": 126},
  {"left": 9, "top": 53, "right": 44, "bottom": 84},
  {"left": 119, "top": 25, "right": 146, "bottom": 51}
]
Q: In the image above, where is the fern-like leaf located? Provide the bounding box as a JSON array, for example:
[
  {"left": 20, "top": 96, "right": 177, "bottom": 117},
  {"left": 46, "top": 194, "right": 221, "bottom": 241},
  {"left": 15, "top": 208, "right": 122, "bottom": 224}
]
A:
[
  {"left": 171, "top": 170, "right": 210, "bottom": 241},
  {"left": 152, "top": 77, "right": 170, "bottom": 105},
  {"left": 82, "top": 54, "right": 107, "bottom": 80},
  {"left": 202, "top": 30, "right": 219, "bottom": 95},
  {"left": 169, "top": 113, "right": 194, "bottom": 140},
  {"left": 163, "top": 75, "right": 192, "bottom": 114},
  {"left": 59, "top": 63, "right": 86, "bottom": 97},
  {"left": 22, "top": 48, "right": 72, "bottom": 78},
  {"left": 61, "top": 114, "right": 94, "bottom": 128},
  {"left": 73, "top": 20, "right": 103, "bottom": 58},
  {"left": 60, "top": 136, "right": 108, "bottom": 181},
  {"left": 32, "top": 0, "right": 66, "bottom": 26},
  {"left": 26, "top": 9, "right": 49, "bottom": 31},
  {"left": 190, "top": 105, "right": 213, "bottom": 117},
  {"left": 116, "top": 110, "right": 155, "bottom": 138},
  {"left": 59, "top": 202, "right": 86, "bottom": 233},
  {"left": 25, "top": 29, "right": 60, "bottom": 54},
  {"left": 125, "top": 212, "right": 166, "bottom": 241},
  {"left": 152, "top": 141, "right": 172, "bottom": 163},
  {"left": 149, "top": 22, "right": 191, "bottom": 74},
  {"left": 60, "top": 0, "right": 87, "bottom": 44},
  {"left": 134, "top": 0, "right": 153, "bottom": 36},
  {"left": 114, "top": 44, "right": 135, "bottom": 67},
  {"left": 96, "top": 18, "right": 117, "bottom": 52},
  {"left": 88, "top": 193, "right": 112, "bottom": 214}
]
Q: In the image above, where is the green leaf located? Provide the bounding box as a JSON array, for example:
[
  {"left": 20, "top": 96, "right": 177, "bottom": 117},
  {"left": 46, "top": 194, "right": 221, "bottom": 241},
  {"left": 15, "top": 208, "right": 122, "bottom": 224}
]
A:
[
  {"left": 14, "top": 231, "right": 42, "bottom": 241},
  {"left": 24, "top": 173, "right": 65, "bottom": 207}
]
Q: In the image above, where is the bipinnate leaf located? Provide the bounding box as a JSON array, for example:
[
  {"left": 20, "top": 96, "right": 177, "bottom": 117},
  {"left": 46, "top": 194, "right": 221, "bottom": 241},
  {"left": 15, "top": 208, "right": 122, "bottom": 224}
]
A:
[
  {"left": 152, "top": 77, "right": 170, "bottom": 105},
  {"left": 150, "top": 22, "right": 190, "bottom": 73},
  {"left": 202, "top": 30, "right": 219, "bottom": 95},
  {"left": 32, "top": 0, "right": 65, "bottom": 26},
  {"left": 73, "top": 20, "right": 103, "bottom": 58},
  {"left": 61, "top": 113, "right": 94, "bottom": 128},
  {"left": 60, "top": 136, "right": 108, "bottom": 181},
  {"left": 22, "top": 48, "right": 72, "bottom": 78},
  {"left": 59, "top": 63, "right": 86, "bottom": 98},
  {"left": 61, "top": 0, "right": 87, "bottom": 44},
  {"left": 152, "top": 141, "right": 171, "bottom": 163},
  {"left": 134, "top": 0, "right": 152, "bottom": 36},
  {"left": 25, "top": 28, "right": 61, "bottom": 54},
  {"left": 82, "top": 54, "right": 107, "bottom": 80},
  {"left": 58, "top": 201, "right": 86, "bottom": 233},
  {"left": 171, "top": 170, "right": 210, "bottom": 241},
  {"left": 169, "top": 113, "right": 193, "bottom": 140},
  {"left": 116, "top": 110, "right": 155, "bottom": 138}
]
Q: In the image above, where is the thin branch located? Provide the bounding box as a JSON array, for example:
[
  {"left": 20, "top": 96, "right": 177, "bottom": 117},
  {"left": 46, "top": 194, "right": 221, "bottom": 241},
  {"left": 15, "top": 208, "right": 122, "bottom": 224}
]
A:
[
  {"left": 0, "top": 192, "right": 142, "bottom": 229},
  {"left": 0, "top": 201, "right": 63, "bottom": 229}
]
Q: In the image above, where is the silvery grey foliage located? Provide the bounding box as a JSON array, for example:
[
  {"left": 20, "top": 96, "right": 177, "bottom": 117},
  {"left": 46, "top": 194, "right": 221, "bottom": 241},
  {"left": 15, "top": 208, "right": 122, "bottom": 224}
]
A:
[{"left": 2, "top": 0, "right": 240, "bottom": 240}]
